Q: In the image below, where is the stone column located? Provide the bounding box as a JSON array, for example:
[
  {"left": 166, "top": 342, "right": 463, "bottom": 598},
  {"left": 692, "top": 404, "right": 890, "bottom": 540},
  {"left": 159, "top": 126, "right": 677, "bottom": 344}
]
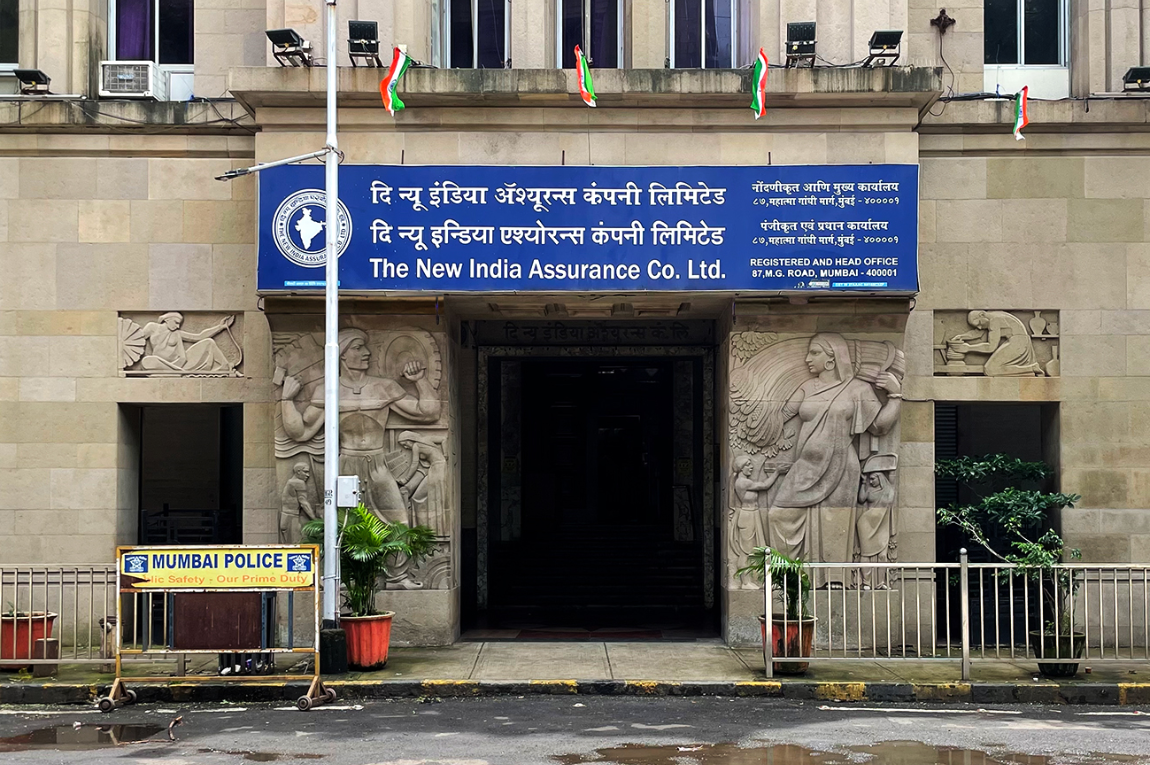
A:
[
  {"left": 267, "top": 312, "right": 458, "bottom": 645},
  {"left": 720, "top": 300, "right": 912, "bottom": 645}
]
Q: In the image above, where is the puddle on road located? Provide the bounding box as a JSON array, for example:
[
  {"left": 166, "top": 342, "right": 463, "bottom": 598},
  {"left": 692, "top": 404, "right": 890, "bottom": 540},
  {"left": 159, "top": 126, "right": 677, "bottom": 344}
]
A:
[
  {"left": 0, "top": 724, "right": 164, "bottom": 751},
  {"left": 197, "top": 750, "right": 326, "bottom": 762},
  {"left": 554, "top": 741, "right": 1146, "bottom": 765}
]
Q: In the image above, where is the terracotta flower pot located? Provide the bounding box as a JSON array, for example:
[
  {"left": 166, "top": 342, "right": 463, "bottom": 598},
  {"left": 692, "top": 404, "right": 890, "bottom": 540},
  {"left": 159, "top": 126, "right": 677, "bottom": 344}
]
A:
[
  {"left": 341, "top": 612, "right": 394, "bottom": 670},
  {"left": 1, "top": 612, "right": 57, "bottom": 668},
  {"left": 759, "top": 615, "right": 816, "bottom": 675}
]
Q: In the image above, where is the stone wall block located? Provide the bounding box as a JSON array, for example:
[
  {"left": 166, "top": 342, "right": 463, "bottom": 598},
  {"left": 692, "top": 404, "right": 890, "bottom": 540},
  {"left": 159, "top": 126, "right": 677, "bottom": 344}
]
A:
[
  {"left": 78, "top": 201, "right": 132, "bottom": 244},
  {"left": 0, "top": 244, "right": 57, "bottom": 311},
  {"left": 921, "top": 157, "right": 987, "bottom": 199},
  {"left": 0, "top": 337, "right": 53, "bottom": 377},
  {"left": 1001, "top": 199, "right": 1068, "bottom": 243},
  {"left": 182, "top": 201, "right": 255, "bottom": 245},
  {"left": 986, "top": 158, "right": 1084, "bottom": 199},
  {"left": 49, "top": 468, "right": 117, "bottom": 510},
  {"left": 0, "top": 469, "right": 52, "bottom": 510},
  {"left": 16, "top": 377, "right": 76, "bottom": 403},
  {"left": 56, "top": 244, "right": 149, "bottom": 311},
  {"left": 148, "top": 159, "right": 236, "bottom": 201},
  {"left": 48, "top": 335, "right": 116, "bottom": 378},
  {"left": 18, "top": 158, "right": 97, "bottom": 200},
  {"left": 148, "top": 243, "right": 214, "bottom": 310},
  {"left": 1085, "top": 157, "right": 1150, "bottom": 199},
  {"left": 7, "top": 200, "right": 78, "bottom": 243},
  {"left": 1130, "top": 244, "right": 1150, "bottom": 310},
  {"left": 130, "top": 200, "right": 184, "bottom": 244},
  {"left": 1067, "top": 199, "right": 1145, "bottom": 243},
  {"left": 935, "top": 200, "right": 1003, "bottom": 242}
]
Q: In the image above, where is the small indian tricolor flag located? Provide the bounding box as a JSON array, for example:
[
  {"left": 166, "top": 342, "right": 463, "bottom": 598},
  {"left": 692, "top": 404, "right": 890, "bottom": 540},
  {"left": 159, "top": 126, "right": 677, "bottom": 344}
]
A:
[
  {"left": 575, "top": 45, "right": 596, "bottom": 107},
  {"left": 750, "top": 48, "right": 769, "bottom": 119},
  {"left": 1012, "top": 85, "right": 1029, "bottom": 140},
  {"left": 380, "top": 46, "right": 412, "bottom": 116}
]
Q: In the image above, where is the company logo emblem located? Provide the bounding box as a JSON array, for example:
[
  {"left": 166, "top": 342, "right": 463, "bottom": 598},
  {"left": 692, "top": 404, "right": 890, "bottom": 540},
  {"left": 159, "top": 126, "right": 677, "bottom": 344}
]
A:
[
  {"left": 124, "top": 554, "right": 148, "bottom": 574},
  {"left": 272, "top": 189, "right": 353, "bottom": 268}
]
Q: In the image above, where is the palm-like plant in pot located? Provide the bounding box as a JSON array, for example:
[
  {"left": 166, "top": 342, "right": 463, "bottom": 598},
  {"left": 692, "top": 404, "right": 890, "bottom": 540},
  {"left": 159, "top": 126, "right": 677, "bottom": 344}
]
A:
[
  {"left": 303, "top": 503, "right": 437, "bottom": 670},
  {"left": 738, "top": 547, "right": 814, "bottom": 675},
  {"left": 936, "top": 454, "right": 1082, "bottom": 677}
]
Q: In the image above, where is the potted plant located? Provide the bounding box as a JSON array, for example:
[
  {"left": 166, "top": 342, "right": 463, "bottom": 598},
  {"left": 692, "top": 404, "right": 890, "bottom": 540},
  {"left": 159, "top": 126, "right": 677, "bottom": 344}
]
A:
[
  {"left": 1, "top": 607, "right": 58, "bottom": 668},
  {"left": 936, "top": 454, "right": 1083, "bottom": 677},
  {"left": 303, "top": 503, "right": 437, "bottom": 670},
  {"left": 738, "top": 547, "right": 815, "bottom": 675}
]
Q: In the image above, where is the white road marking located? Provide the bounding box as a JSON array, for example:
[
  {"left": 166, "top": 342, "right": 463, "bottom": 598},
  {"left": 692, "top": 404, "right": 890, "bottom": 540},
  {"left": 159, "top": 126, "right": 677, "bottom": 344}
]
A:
[
  {"left": 1078, "top": 711, "right": 1147, "bottom": 716},
  {"left": 0, "top": 710, "right": 100, "bottom": 715},
  {"left": 817, "top": 705, "right": 1021, "bottom": 715},
  {"left": 631, "top": 723, "right": 693, "bottom": 730},
  {"left": 192, "top": 707, "right": 248, "bottom": 713}
]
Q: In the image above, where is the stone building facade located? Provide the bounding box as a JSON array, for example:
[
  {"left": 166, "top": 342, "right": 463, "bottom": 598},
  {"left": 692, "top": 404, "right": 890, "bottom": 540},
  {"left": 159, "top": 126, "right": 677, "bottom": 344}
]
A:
[{"left": 2, "top": 0, "right": 1149, "bottom": 646}]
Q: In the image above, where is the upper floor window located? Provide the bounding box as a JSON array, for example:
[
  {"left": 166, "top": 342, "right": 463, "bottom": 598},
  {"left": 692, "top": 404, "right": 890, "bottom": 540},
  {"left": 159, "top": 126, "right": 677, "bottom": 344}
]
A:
[
  {"left": 557, "top": 0, "right": 621, "bottom": 68},
  {"left": 670, "top": 0, "right": 742, "bottom": 68},
  {"left": 0, "top": 0, "right": 18, "bottom": 66},
  {"left": 984, "top": 0, "right": 1065, "bottom": 66},
  {"left": 111, "top": 0, "right": 193, "bottom": 64},
  {"left": 443, "top": 0, "right": 508, "bottom": 68}
]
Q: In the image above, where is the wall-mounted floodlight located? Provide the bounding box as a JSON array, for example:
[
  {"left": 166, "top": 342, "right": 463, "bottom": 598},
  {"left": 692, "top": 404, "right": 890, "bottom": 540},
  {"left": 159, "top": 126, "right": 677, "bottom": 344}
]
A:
[
  {"left": 348, "top": 21, "right": 382, "bottom": 67},
  {"left": 13, "top": 69, "right": 51, "bottom": 95},
  {"left": 785, "top": 22, "right": 816, "bottom": 68},
  {"left": 1123, "top": 66, "right": 1150, "bottom": 92},
  {"left": 267, "top": 28, "right": 313, "bottom": 67},
  {"left": 865, "top": 30, "right": 903, "bottom": 67}
]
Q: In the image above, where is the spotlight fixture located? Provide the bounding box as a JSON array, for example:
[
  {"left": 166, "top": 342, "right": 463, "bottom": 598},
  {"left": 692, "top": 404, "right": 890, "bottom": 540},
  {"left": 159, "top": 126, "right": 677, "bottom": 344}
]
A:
[
  {"left": 1123, "top": 66, "right": 1150, "bottom": 92},
  {"left": 267, "top": 28, "right": 313, "bottom": 67},
  {"left": 13, "top": 69, "right": 51, "bottom": 95},
  {"left": 348, "top": 21, "right": 382, "bottom": 67},
  {"left": 785, "top": 22, "right": 816, "bottom": 68},
  {"left": 864, "top": 30, "right": 903, "bottom": 67}
]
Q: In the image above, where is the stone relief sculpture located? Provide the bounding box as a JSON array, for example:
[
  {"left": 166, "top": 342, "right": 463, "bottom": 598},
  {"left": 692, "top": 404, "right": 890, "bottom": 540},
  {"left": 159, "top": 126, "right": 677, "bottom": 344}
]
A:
[
  {"left": 119, "top": 312, "right": 242, "bottom": 377},
  {"left": 273, "top": 327, "right": 452, "bottom": 589},
  {"left": 279, "top": 461, "right": 315, "bottom": 544},
  {"left": 729, "top": 332, "right": 904, "bottom": 587},
  {"left": 397, "top": 431, "right": 449, "bottom": 536},
  {"left": 934, "top": 310, "right": 1058, "bottom": 377},
  {"left": 854, "top": 453, "right": 898, "bottom": 589},
  {"left": 730, "top": 455, "right": 787, "bottom": 588}
]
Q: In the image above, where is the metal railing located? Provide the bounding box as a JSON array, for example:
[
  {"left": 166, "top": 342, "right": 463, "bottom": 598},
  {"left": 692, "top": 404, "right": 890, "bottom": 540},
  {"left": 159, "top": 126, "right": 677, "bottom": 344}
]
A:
[
  {"left": 1, "top": 566, "right": 314, "bottom": 674},
  {"left": 1, "top": 567, "right": 118, "bottom": 665},
  {"left": 761, "top": 549, "right": 1150, "bottom": 680}
]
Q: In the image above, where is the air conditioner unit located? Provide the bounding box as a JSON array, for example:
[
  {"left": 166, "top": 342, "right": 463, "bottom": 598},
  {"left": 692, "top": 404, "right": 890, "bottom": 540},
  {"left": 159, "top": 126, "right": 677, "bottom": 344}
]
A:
[{"left": 99, "top": 60, "right": 168, "bottom": 100}]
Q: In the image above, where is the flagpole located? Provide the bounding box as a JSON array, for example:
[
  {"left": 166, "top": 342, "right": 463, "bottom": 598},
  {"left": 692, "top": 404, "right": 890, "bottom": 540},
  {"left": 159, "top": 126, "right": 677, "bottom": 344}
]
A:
[{"left": 322, "top": 0, "right": 340, "bottom": 629}]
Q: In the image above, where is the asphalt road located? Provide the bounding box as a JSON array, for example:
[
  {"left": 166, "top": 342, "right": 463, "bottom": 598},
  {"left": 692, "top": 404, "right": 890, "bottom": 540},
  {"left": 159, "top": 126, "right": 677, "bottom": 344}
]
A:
[{"left": 2, "top": 697, "right": 1150, "bottom": 765}]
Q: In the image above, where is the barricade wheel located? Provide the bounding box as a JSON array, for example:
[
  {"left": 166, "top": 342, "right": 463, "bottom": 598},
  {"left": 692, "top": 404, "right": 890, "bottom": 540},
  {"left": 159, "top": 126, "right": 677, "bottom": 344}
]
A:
[
  {"left": 296, "top": 695, "right": 312, "bottom": 711},
  {"left": 325, "top": 688, "right": 337, "bottom": 702},
  {"left": 98, "top": 698, "right": 115, "bottom": 713},
  {"left": 125, "top": 689, "right": 138, "bottom": 704}
]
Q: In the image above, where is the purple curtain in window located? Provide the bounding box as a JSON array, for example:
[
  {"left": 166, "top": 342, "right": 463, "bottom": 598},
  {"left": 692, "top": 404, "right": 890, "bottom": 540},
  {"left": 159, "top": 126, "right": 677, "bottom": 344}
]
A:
[{"left": 117, "top": 0, "right": 154, "bottom": 61}]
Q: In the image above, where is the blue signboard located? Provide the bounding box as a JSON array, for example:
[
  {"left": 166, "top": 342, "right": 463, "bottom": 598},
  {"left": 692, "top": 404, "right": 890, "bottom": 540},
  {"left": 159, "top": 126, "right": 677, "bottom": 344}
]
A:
[{"left": 257, "top": 164, "right": 918, "bottom": 293}]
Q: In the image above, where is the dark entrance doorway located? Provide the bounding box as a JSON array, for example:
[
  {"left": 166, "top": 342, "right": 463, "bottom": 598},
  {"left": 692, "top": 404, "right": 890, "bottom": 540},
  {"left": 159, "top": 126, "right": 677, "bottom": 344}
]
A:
[
  {"left": 481, "top": 354, "right": 714, "bottom": 633},
  {"left": 130, "top": 404, "right": 244, "bottom": 545}
]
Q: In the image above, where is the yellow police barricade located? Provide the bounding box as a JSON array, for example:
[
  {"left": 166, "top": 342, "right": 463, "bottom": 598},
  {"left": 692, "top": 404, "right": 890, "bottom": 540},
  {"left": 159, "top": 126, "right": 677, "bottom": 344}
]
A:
[{"left": 99, "top": 544, "right": 333, "bottom": 712}]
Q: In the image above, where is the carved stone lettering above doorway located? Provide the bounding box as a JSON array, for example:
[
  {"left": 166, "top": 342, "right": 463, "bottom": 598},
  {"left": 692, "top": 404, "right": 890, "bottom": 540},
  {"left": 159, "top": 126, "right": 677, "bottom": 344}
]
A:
[{"left": 933, "top": 310, "right": 1059, "bottom": 377}]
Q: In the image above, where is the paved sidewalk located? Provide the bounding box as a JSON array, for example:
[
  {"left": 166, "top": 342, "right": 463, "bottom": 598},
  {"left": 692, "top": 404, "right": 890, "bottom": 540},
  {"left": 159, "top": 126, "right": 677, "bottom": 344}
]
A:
[{"left": 3, "top": 640, "right": 1150, "bottom": 705}]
